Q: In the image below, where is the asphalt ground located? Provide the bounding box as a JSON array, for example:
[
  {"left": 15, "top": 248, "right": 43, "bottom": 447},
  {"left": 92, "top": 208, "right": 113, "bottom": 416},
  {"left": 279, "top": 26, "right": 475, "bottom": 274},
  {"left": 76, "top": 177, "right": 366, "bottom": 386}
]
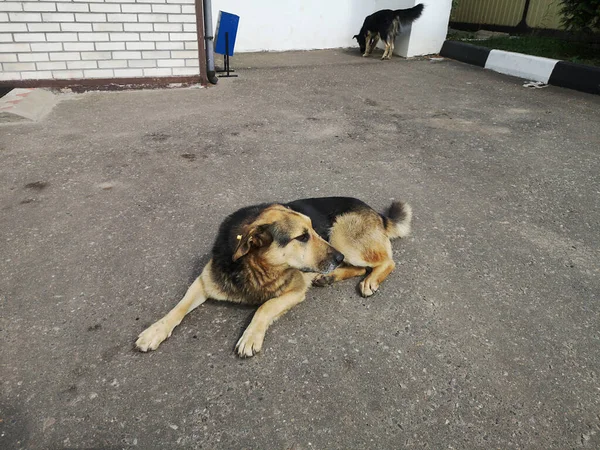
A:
[{"left": 1, "top": 49, "right": 599, "bottom": 449}]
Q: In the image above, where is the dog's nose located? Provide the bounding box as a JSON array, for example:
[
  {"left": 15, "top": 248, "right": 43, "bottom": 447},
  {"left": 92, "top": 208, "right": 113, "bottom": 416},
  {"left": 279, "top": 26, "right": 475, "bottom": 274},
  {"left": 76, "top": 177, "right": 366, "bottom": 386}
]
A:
[{"left": 333, "top": 251, "right": 344, "bottom": 265}]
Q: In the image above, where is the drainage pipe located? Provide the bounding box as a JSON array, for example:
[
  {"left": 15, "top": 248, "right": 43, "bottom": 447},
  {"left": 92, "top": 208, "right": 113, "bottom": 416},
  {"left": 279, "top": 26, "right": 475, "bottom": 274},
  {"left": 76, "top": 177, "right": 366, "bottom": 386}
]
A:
[{"left": 203, "top": 0, "right": 218, "bottom": 84}]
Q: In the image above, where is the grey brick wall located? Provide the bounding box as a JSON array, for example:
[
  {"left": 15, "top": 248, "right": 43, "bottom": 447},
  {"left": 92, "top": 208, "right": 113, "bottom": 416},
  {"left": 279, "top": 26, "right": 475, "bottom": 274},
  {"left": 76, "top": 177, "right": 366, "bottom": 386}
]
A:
[{"left": 0, "top": 0, "right": 200, "bottom": 81}]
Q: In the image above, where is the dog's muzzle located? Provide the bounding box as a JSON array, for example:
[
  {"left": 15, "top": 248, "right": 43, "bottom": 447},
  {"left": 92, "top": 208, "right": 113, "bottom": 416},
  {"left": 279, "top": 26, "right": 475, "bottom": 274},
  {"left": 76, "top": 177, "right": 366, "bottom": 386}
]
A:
[{"left": 321, "top": 250, "right": 344, "bottom": 274}]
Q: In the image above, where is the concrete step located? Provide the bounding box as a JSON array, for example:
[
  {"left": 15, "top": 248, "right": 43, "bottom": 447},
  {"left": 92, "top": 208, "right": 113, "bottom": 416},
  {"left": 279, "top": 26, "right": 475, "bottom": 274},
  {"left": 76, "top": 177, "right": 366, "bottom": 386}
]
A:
[{"left": 0, "top": 88, "right": 59, "bottom": 123}]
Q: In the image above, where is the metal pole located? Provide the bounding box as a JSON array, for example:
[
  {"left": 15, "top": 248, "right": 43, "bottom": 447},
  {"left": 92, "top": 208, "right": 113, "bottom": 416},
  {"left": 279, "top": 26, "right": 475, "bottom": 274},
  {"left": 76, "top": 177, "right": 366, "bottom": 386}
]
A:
[
  {"left": 203, "top": 0, "right": 218, "bottom": 84},
  {"left": 516, "top": 0, "right": 532, "bottom": 31},
  {"left": 225, "top": 32, "right": 229, "bottom": 76}
]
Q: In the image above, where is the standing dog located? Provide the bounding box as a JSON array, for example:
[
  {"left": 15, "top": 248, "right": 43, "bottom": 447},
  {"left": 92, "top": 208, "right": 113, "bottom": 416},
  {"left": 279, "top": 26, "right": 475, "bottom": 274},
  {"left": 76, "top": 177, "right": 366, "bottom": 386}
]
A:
[
  {"left": 135, "top": 197, "right": 412, "bottom": 357},
  {"left": 354, "top": 4, "right": 425, "bottom": 59}
]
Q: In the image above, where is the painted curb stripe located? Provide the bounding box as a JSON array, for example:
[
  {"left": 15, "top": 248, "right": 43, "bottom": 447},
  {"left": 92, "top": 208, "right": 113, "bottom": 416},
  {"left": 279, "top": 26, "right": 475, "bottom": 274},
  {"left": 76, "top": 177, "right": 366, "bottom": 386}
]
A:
[
  {"left": 485, "top": 50, "right": 558, "bottom": 84},
  {"left": 548, "top": 61, "right": 600, "bottom": 95},
  {"left": 441, "top": 40, "right": 599, "bottom": 96},
  {"left": 440, "top": 41, "right": 490, "bottom": 67}
]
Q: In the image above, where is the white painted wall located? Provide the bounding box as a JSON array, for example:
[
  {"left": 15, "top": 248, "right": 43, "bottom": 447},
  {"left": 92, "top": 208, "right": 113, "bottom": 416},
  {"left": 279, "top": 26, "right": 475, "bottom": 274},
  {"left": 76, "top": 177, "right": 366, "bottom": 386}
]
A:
[
  {"left": 397, "top": 0, "right": 452, "bottom": 57},
  {"left": 211, "top": 0, "right": 451, "bottom": 57}
]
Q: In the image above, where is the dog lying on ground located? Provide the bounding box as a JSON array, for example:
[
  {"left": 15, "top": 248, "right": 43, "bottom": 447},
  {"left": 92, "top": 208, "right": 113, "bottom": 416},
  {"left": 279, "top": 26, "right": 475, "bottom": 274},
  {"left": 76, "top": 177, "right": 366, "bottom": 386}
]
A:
[
  {"left": 135, "top": 197, "right": 412, "bottom": 357},
  {"left": 354, "top": 4, "right": 425, "bottom": 59}
]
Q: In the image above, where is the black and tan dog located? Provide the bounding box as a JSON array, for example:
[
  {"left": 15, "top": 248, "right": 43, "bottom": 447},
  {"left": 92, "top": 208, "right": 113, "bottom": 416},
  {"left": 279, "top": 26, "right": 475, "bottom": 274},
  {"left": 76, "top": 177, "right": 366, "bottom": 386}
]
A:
[
  {"left": 354, "top": 4, "right": 424, "bottom": 59},
  {"left": 135, "top": 197, "right": 412, "bottom": 357}
]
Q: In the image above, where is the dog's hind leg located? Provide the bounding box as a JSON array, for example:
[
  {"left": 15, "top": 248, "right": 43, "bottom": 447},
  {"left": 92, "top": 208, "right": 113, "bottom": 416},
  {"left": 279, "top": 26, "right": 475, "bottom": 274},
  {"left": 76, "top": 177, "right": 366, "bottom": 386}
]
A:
[
  {"left": 359, "top": 258, "right": 395, "bottom": 297},
  {"left": 312, "top": 264, "right": 367, "bottom": 287},
  {"left": 329, "top": 212, "right": 398, "bottom": 297},
  {"left": 386, "top": 19, "right": 400, "bottom": 60},
  {"left": 388, "top": 40, "right": 395, "bottom": 60},
  {"left": 381, "top": 40, "right": 390, "bottom": 60},
  {"left": 382, "top": 36, "right": 394, "bottom": 60},
  {"left": 135, "top": 260, "right": 224, "bottom": 351}
]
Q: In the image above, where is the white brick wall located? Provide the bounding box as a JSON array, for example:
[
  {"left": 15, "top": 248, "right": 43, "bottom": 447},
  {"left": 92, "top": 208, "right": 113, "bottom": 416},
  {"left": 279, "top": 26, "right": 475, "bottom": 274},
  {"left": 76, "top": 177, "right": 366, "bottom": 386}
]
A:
[{"left": 0, "top": 1, "right": 200, "bottom": 81}]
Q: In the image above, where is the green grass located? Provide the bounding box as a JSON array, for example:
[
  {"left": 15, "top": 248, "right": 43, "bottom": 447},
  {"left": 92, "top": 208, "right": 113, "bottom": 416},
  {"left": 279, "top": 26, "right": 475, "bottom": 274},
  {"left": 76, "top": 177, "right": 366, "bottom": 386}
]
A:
[{"left": 455, "top": 35, "right": 600, "bottom": 67}]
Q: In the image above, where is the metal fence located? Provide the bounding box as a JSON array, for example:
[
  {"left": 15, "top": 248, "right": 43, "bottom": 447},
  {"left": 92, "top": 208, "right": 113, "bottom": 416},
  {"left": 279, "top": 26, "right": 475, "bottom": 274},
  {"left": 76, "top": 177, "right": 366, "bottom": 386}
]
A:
[{"left": 451, "top": 0, "right": 565, "bottom": 30}]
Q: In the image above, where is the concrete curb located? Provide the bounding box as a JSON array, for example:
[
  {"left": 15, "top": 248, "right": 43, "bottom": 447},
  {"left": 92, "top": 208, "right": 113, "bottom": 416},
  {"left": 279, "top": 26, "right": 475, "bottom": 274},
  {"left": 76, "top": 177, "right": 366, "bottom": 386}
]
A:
[
  {"left": 440, "top": 40, "right": 600, "bottom": 96},
  {"left": 0, "top": 88, "right": 58, "bottom": 123}
]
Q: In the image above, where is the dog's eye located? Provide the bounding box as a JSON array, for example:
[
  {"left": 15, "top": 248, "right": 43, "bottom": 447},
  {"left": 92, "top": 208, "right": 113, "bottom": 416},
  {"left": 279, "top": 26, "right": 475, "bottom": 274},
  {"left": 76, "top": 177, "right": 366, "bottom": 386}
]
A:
[{"left": 295, "top": 233, "right": 310, "bottom": 243}]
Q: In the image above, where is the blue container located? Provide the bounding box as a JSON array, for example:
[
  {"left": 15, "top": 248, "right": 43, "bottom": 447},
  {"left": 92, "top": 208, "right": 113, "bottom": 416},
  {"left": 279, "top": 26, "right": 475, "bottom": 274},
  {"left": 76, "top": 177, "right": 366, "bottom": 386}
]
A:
[{"left": 214, "top": 11, "right": 240, "bottom": 56}]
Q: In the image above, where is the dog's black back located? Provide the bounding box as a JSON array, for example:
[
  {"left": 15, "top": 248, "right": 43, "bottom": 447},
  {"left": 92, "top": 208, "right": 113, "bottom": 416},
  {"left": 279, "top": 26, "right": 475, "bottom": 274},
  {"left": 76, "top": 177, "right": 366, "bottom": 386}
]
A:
[{"left": 286, "top": 197, "right": 372, "bottom": 240}]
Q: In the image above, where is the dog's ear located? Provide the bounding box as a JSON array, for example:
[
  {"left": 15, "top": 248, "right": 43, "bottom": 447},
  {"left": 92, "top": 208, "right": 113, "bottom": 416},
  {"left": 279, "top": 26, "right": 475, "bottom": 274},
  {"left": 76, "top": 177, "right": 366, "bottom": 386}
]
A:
[{"left": 232, "top": 224, "right": 273, "bottom": 261}]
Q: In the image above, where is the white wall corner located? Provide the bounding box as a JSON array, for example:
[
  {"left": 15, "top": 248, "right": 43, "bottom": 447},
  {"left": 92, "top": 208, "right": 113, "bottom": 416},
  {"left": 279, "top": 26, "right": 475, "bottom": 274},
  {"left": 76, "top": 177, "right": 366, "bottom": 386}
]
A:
[{"left": 394, "top": 0, "right": 452, "bottom": 58}]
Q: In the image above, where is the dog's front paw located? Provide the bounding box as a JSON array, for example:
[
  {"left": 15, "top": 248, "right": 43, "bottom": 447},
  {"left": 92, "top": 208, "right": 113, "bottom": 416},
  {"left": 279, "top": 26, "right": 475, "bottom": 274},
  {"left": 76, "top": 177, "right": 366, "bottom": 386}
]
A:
[
  {"left": 312, "top": 274, "right": 334, "bottom": 287},
  {"left": 135, "top": 320, "right": 172, "bottom": 352},
  {"left": 235, "top": 326, "right": 265, "bottom": 358},
  {"left": 359, "top": 278, "right": 379, "bottom": 297}
]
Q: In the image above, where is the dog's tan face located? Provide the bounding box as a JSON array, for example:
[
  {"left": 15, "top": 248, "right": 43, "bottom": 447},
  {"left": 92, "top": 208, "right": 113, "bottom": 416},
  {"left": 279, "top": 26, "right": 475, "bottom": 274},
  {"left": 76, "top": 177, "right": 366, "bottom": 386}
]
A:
[{"left": 233, "top": 205, "right": 344, "bottom": 274}]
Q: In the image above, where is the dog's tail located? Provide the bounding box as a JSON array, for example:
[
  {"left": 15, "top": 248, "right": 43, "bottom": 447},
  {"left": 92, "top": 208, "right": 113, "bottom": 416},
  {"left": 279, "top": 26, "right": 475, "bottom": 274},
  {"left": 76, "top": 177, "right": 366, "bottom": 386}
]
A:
[
  {"left": 396, "top": 3, "right": 424, "bottom": 25},
  {"left": 383, "top": 201, "right": 412, "bottom": 239}
]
